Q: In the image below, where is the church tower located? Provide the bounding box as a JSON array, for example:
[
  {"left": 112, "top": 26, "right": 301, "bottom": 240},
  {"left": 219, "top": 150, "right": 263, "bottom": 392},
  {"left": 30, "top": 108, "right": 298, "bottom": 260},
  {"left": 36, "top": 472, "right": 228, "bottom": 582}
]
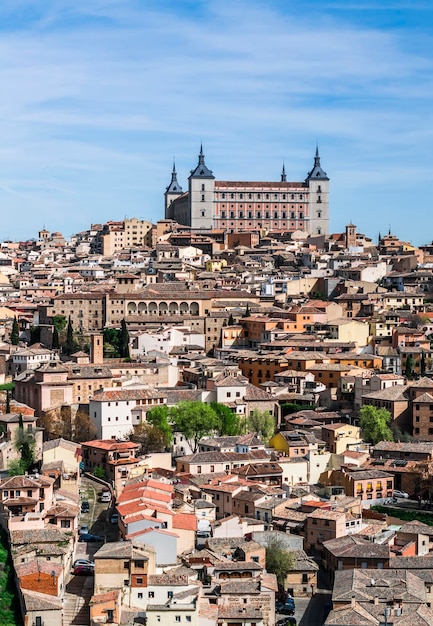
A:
[
  {"left": 306, "top": 146, "right": 330, "bottom": 236},
  {"left": 345, "top": 223, "right": 357, "bottom": 248},
  {"left": 188, "top": 144, "right": 215, "bottom": 229}
]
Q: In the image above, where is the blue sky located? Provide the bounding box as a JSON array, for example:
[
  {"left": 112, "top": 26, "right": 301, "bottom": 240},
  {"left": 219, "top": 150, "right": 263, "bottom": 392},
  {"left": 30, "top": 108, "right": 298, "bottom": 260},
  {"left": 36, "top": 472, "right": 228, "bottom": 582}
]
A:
[{"left": 0, "top": 0, "right": 432, "bottom": 244}]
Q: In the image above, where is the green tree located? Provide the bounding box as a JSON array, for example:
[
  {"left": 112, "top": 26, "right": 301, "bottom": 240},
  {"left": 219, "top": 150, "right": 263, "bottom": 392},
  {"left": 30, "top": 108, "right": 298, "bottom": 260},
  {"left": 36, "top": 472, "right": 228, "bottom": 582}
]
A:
[
  {"left": 129, "top": 423, "right": 167, "bottom": 453},
  {"left": 146, "top": 405, "right": 173, "bottom": 448},
  {"left": 14, "top": 413, "right": 35, "bottom": 472},
  {"left": 29, "top": 326, "right": 41, "bottom": 345},
  {"left": 8, "top": 459, "right": 26, "bottom": 476},
  {"left": 265, "top": 535, "right": 295, "bottom": 590},
  {"left": 93, "top": 466, "right": 105, "bottom": 479},
  {"left": 52, "top": 326, "right": 60, "bottom": 349},
  {"left": 52, "top": 314, "right": 67, "bottom": 332},
  {"left": 5, "top": 390, "right": 10, "bottom": 415},
  {"left": 246, "top": 409, "right": 275, "bottom": 444},
  {"left": 281, "top": 403, "right": 316, "bottom": 417},
  {"left": 103, "top": 327, "right": 121, "bottom": 358},
  {"left": 245, "top": 303, "right": 251, "bottom": 317},
  {"left": 211, "top": 402, "right": 241, "bottom": 436},
  {"left": 228, "top": 313, "right": 235, "bottom": 326},
  {"left": 169, "top": 401, "right": 220, "bottom": 452},
  {"left": 405, "top": 353, "right": 415, "bottom": 380},
  {"left": 64, "top": 316, "right": 76, "bottom": 355},
  {"left": 119, "top": 318, "right": 130, "bottom": 359},
  {"left": 74, "top": 410, "right": 97, "bottom": 443},
  {"left": 421, "top": 351, "right": 427, "bottom": 377},
  {"left": 359, "top": 405, "right": 393, "bottom": 445},
  {"left": 10, "top": 317, "right": 19, "bottom": 345}
]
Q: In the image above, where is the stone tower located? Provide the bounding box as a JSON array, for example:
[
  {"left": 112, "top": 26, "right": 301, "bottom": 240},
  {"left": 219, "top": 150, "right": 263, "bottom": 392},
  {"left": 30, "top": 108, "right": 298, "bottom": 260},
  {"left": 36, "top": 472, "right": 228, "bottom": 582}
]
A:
[
  {"left": 188, "top": 144, "right": 215, "bottom": 229},
  {"left": 90, "top": 333, "right": 104, "bottom": 365},
  {"left": 306, "top": 146, "right": 330, "bottom": 236},
  {"left": 345, "top": 223, "right": 357, "bottom": 249}
]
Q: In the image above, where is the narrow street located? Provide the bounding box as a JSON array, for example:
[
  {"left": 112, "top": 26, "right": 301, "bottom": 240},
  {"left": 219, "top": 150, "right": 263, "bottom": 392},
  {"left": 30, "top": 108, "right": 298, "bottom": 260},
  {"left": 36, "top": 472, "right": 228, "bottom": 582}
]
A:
[{"left": 63, "top": 476, "right": 115, "bottom": 626}]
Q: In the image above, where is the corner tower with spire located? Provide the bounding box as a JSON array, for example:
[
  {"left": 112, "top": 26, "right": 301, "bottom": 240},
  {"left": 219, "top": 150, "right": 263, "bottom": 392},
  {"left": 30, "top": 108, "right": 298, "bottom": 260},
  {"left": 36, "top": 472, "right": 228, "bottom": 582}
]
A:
[
  {"left": 164, "top": 160, "right": 183, "bottom": 214},
  {"left": 188, "top": 144, "right": 215, "bottom": 229},
  {"left": 305, "top": 146, "right": 330, "bottom": 236}
]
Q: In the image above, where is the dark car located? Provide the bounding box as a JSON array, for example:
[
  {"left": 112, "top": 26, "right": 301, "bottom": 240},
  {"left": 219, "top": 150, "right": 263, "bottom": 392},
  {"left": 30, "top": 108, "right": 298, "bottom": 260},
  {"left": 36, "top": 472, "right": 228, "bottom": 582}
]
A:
[
  {"left": 276, "top": 602, "right": 295, "bottom": 616},
  {"left": 73, "top": 564, "right": 94, "bottom": 576},
  {"left": 81, "top": 501, "right": 90, "bottom": 513},
  {"left": 276, "top": 618, "right": 297, "bottom": 626},
  {"left": 78, "top": 533, "right": 103, "bottom": 543}
]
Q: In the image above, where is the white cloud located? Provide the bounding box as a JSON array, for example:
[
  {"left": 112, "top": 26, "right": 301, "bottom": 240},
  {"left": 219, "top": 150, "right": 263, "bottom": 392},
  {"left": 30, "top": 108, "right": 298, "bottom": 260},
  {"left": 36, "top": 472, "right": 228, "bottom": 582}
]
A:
[{"left": 0, "top": 0, "right": 431, "bottom": 241}]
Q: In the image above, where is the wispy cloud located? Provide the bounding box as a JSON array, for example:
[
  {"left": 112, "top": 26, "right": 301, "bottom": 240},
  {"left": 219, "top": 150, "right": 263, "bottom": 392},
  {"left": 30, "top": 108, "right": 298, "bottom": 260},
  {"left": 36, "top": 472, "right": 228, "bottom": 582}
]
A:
[{"left": 0, "top": 0, "right": 431, "bottom": 241}]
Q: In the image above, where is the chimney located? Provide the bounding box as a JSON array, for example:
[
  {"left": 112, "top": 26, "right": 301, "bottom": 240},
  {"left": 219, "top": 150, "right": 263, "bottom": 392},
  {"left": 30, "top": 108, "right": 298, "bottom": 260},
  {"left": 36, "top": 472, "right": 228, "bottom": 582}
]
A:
[
  {"left": 373, "top": 596, "right": 379, "bottom": 605},
  {"left": 351, "top": 595, "right": 356, "bottom": 608}
]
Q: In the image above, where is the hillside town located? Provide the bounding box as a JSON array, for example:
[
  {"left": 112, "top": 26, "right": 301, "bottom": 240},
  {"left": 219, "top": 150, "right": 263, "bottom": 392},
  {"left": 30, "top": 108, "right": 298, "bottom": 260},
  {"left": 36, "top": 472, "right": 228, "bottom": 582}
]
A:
[{"left": 2, "top": 170, "right": 433, "bottom": 626}]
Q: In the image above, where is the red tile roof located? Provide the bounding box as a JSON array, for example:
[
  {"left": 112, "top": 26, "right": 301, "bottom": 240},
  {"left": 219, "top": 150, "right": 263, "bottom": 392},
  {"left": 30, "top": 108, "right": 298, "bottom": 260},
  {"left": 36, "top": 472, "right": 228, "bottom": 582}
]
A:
[{"left": 172, "top": 513, "right": 197, "bottom": 531}]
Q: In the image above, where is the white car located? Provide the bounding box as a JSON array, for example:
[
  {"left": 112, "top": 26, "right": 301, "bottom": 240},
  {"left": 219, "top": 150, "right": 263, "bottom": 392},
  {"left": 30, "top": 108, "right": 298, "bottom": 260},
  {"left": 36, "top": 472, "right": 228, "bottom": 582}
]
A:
[
  {"left": 393, "top": 490, "right": 409, "bottom": 499},
  {"left": 73, "top": 559, "right": 94, "bottom": 569}
]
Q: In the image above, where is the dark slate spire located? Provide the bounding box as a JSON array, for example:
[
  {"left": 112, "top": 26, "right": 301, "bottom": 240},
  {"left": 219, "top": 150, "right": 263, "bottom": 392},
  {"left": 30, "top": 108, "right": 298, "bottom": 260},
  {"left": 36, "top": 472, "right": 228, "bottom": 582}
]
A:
[
  {"left": 305, "top": 145, "right": 329, "bottom": 181},
  {"left": 281, "top": 163, "right": 286, "bottom": 182},
  {"left": 189, "top": 144, "right": 214, "bottom": 178},
  {"left": 166, "top": 159, "right": 183, "bottom": 193}
]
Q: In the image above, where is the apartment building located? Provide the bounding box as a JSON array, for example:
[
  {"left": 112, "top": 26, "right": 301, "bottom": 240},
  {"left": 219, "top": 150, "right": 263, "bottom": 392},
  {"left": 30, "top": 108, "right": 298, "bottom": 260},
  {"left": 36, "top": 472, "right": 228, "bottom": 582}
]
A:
[{"left": 89, "top": 387, "right": 168, "bottom": 439}]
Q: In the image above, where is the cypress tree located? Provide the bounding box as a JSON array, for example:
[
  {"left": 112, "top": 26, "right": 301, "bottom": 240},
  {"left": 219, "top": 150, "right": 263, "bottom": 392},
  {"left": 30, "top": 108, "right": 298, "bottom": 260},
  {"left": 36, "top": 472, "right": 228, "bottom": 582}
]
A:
[
  {"left": 421, "top": 351, "right": 426, "bottom": 376},
  {"left": 52, "top": 326, "right": 60, "bottom": 349},
  {"left": 65, "top": 316, "right": 75, "bottom": 355},
  {"left": 405, "top": 353, "right": 414, "bottom": 380},
  {"left": 119, "top": 318, "right": 130, "bottom": 359},
  {"left": 10, "top": 317, "right": 19, "bottom": 345}
]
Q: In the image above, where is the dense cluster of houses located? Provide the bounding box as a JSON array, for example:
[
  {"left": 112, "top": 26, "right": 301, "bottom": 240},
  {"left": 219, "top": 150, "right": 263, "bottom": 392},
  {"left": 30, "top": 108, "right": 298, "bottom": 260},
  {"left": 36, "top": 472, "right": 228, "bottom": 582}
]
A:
[{"left": 0, "top": 219, "right": 433, "bottom": 624}]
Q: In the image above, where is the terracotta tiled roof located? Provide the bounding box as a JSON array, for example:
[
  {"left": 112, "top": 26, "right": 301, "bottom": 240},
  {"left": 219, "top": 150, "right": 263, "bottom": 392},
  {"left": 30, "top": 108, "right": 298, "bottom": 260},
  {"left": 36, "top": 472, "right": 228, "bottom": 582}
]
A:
[
  {"left": 90, "top": 590, "right": 119, "bottom": 605},
  {"left": 172, "top": 513, "right": 197, "bottom": 531},
  {"left": 81, "top": 439, "right": 140, "bottom": 451},
  {"left": 91, "top": 388, "right": 167, "bottom": 402}
]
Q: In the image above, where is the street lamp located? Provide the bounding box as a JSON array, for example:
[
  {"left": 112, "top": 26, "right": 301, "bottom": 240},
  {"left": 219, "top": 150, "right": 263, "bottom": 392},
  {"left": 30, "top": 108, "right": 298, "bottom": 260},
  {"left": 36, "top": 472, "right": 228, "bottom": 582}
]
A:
[{"left": 311, "top": 583, "right": 315, "bottom": 597}]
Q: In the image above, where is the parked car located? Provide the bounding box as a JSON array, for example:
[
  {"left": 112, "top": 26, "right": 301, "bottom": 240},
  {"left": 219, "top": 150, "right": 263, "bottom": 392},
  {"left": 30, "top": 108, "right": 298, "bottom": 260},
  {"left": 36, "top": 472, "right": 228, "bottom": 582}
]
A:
[
  {"left": 276, "top": 618, "right": 297, "bottom": 626},
  {"left": 81, "top": 501, "right": 90, "bottom": 513},
  {"left": 73, "top": 559, "right": 94, "bottom": 569},
  {"left": 73, "top": 564, "right": 94, "bottom": 576},
  {"left": 79, "top": 524, "right": 89, "bottom": 535},
  {"left": 394, "top": 490, "right": 409, "bottom": 499},
  {"left": 276, "top": 602, "right": 295, "bottom": 616},
  {"left": 99, "top": 492, "right": 111, "bottom": 503},
  {"left": 78, "top": 533, "right": 103, "bottom": 543},
  {"left": 110, "top": 512, "right": 119, "bottom": 524}
]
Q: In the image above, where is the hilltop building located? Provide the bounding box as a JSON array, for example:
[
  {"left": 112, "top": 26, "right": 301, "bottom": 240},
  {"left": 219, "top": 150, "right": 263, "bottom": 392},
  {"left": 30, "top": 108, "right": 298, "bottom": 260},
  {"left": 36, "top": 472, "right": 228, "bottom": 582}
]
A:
[{"left": 165, "top": 145, "right": 330, "bottom": 236}]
